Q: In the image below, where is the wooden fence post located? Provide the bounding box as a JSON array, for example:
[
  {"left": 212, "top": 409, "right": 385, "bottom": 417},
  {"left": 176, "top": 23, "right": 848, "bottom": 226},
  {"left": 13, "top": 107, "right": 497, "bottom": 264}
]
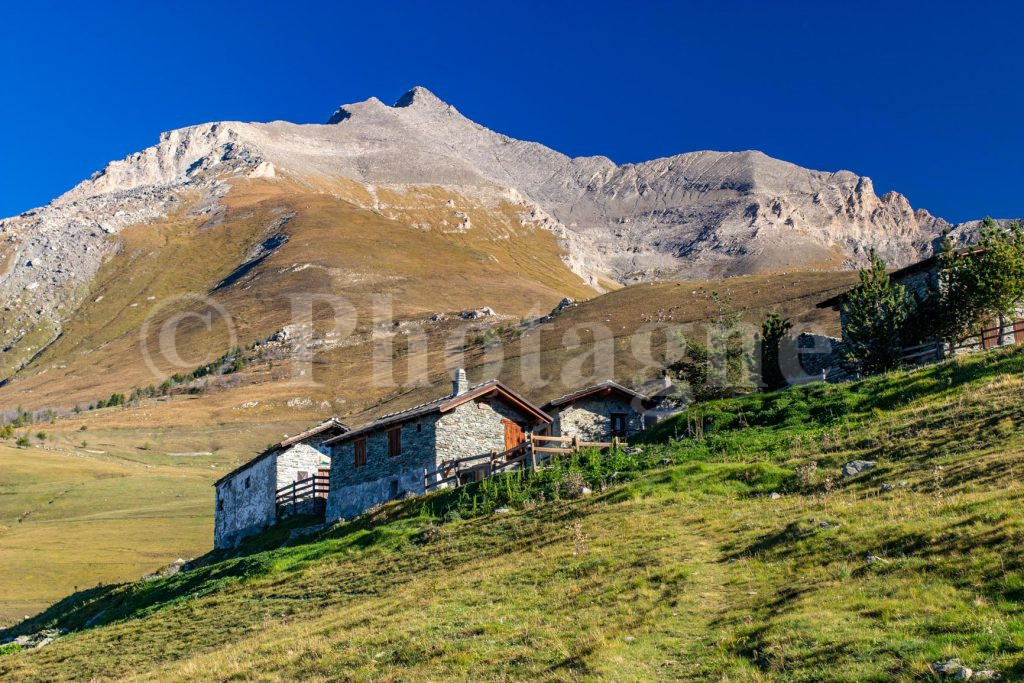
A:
[
  {"left": 613, "top": 436, "right": 620, "bottom": 450},
  {"left": 572, "top": 435, "right": 580, "bottom": 453},
  {"left": 529, "top": 433, "right": 537, "bottom": 472}
]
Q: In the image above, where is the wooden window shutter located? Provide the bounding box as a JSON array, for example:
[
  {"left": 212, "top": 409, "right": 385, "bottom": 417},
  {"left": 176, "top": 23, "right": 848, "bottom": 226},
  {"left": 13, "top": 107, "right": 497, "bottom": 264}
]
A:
[
  {"left": 354, "top": 438, "right": 367, "bottom": 467},
  {"left": 388, "top": 427, "right": 402, "bottom": 457}
]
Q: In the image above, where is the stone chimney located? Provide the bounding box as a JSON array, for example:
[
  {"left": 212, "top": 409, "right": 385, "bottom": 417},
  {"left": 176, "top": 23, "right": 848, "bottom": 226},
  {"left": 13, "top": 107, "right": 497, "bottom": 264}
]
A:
[{"left": 452, "top": 368, "right": 469, "bottom": 396}]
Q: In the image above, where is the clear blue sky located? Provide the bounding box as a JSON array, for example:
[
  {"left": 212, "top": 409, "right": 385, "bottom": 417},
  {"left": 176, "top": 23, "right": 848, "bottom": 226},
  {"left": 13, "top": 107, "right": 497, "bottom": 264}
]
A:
[{"left": 2, "top": 1, "right": 1021, "bottom": 223}]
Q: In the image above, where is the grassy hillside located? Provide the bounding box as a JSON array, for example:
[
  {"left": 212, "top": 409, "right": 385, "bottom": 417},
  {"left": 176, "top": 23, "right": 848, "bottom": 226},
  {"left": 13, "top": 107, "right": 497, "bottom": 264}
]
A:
[
  {"left": 4, "top": 345, "right": 1024, "bottom": 680},
  {"left": 0, "top": 269, "right": 854, "bottom": 625},
  {"left": 0, "top": 420, "right": 313, "bottom": 625}
]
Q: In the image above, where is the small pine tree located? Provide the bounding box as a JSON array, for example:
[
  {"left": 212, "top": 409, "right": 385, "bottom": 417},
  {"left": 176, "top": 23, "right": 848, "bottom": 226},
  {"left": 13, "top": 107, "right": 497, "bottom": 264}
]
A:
[
  {"left": 760, "top": 313, "right": 793, "bottom": 390},
  {"left": 841, "top": 249, "right": 912, "bottom": 375}
]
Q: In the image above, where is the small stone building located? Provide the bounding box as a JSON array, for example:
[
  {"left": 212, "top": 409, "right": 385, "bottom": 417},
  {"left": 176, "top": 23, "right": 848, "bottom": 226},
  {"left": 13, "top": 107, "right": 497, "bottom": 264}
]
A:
[
  {"left": 542, "top": 380, "right": 651, "bottom": 441},
  {"left": 818, "top": 248, "right": 1024, "bottom": 358},
  {"left": 323, "top": 369, "right": 550, "bottom": 522},
  {"left": 213, "top": 417, "right": 349, "bottom": 549}
]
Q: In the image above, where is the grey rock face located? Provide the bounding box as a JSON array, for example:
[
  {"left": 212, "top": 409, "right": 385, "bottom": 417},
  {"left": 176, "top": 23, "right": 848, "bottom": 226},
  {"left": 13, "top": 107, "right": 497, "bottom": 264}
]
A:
[{"left": 0, "top": 86, "right": 1003, "bottom": 372}]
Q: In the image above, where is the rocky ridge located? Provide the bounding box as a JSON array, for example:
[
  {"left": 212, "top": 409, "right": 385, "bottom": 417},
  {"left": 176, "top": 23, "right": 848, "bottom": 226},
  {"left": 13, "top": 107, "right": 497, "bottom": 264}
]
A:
[{"left": 0, "top": 86, "right": 1000, "bottom": 376}]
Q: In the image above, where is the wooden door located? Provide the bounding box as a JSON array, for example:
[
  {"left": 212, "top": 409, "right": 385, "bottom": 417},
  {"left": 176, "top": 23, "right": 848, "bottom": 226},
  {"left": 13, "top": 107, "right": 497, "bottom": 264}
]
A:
[
  {"left": 982, "top": 317, "right": 1000, "bottom": 350},
  {"left": 1014, "top": 319, "right": 1024, "bottom": 345},
  {"left": 503, "top": 419, "right": 525, "bottom": 450}
]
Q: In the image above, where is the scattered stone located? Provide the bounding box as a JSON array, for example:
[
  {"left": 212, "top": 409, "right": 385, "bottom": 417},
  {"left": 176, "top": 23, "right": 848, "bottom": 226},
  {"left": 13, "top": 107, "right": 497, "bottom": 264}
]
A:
[
  {"left": 659, "top": 458, "right": 672, "bottom": 466},
  {"left": 881, "top": 483, "right": 895, "bottom": 492},
  {"left": 974, "top": 670, "right": 998, "bottom": 680},
  {"left": 818, "top": 520, "right": 839, "bottom": 529},
  {"left": 580, "top": 486, "right": 593, "bottom": 497},
  {"left": 934, "top": 659, "right": 966, "bottom": 676},
  {"left": 34, "top": 637, "right": 53, "bottom": 649},
  {"left": 494, "top": 507, "right": 511, "bottom": 514},
  {"left": 555, "top": 297, "right": 576, "bottom": 312},
  {"left": 623, "top": 635, "right": 635, "bottom": 642},
  {"left": 842, "top": 460, "right": 876, "bottom": 477},
  {"left": 865, "top": 554, "right": 888, "bottom": 564},
  {"left": 770, "top": 492, "right": 782, "bottom": 500},
  {"left": 458, "top": 307, "right": 496, "bottom": 320}
]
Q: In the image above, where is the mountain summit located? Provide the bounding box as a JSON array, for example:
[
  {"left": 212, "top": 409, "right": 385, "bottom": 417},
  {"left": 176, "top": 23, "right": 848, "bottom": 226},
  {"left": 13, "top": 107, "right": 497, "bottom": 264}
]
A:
[{"left": 0, "top": 87, "right": 973, "bottom": 379}]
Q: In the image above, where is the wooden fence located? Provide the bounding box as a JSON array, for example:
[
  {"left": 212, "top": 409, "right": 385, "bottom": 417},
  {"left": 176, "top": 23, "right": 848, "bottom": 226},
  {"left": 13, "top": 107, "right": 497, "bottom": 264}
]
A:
[
  {"left": 899, "top": 319, "right": 1024, "bottom": 368},
  {"left": 275, "top": 474, "right": 330, "bottom": 517},
  {"left": 422, "top": 433, "right": 623, "bottom": 493}
]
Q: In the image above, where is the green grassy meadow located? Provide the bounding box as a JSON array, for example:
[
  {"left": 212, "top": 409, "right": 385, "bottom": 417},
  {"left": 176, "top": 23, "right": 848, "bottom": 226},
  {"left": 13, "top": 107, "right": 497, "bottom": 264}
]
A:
[{"left": 3, "top": 345, "right": 1024, "bottom": 679}]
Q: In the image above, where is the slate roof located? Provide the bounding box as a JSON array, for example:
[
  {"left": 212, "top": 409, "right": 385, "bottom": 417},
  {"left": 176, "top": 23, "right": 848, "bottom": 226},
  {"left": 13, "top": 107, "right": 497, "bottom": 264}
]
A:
[
  {"left": 541, "top": 380, "right": 652, "bottom": 411},
  {"left": 213, "top": 417, "right": 350, "bottom": 486},
  {"left": 323, "top": 380, "right": 551, "bottom": 446}
]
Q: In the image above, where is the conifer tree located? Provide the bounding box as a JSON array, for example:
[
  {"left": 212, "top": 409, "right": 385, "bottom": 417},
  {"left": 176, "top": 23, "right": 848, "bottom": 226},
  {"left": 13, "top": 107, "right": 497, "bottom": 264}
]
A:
[{"left": 841, "top": 249, "right": 912, "bottom": 374}]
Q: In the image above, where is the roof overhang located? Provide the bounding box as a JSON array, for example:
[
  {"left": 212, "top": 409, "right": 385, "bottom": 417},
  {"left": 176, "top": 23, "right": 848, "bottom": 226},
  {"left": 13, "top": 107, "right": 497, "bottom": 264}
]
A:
[{"left": 542, "top": 381, "right": 653, "bottom": 411}]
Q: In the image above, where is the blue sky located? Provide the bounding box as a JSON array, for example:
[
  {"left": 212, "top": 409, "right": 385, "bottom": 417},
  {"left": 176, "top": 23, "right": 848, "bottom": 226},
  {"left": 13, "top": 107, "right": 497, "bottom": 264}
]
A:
[{"left": 2, "top": 1, "right": 1021, "bottom": 222}]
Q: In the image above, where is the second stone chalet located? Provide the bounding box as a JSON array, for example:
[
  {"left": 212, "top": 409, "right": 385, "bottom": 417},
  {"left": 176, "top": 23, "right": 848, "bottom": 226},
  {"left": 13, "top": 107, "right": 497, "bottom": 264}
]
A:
[
  {"left": 542, "top": 380, "right": 652, "bottom": 441},
  {"left": 322, "top": 369, "right": 551, "bottom": 521}
]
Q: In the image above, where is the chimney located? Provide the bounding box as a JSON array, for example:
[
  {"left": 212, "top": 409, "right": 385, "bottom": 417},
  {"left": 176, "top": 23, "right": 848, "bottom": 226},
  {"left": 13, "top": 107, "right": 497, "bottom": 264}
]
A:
[{"left": 452, "top": 368, "right": 469, "bottom": 396}]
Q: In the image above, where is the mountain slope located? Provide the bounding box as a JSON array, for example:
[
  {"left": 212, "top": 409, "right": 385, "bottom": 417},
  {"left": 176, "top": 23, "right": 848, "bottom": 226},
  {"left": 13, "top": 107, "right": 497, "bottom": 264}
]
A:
[
  {"left": 3, "top": 345, "right": 1024, "bottom": 680},
  {"left": 0, "top": 86, "right": 969, "bottom": 382}
]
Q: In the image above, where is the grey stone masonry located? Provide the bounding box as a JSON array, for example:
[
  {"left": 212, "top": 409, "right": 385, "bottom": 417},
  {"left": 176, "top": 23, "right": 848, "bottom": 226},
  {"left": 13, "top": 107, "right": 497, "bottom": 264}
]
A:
[
  {"left": 551, "top": 395, "right": 644, "bottom": 441},
  {"left": 214, "top": 454, "right": 276, "bottom": 549},
  {"left": 434, "top": 399, "right": 531, "bottom": 463},
  {"left": 326, "top": 414, "right": 439, "bottom": 521},
  {"left": 326, "top": 378, "right": 548, "bottom": 522},
  {"left": 213, "top": 419, "right": 346, "bottom": 549}
]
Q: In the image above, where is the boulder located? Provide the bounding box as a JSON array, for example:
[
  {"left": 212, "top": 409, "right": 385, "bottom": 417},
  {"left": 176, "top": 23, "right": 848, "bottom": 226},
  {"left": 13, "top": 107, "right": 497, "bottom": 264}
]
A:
[{"left": 842, "top": 460, "right": 876, "bottom": 477}]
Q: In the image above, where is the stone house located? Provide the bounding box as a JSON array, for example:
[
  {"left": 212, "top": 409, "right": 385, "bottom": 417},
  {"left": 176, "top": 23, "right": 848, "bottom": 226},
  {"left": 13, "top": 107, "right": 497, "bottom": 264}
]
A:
[
  {"left": 322, "top": 369, "right": 550, "bottom": 522},
  {"left": 541, "top": 380, "right": 652, "bottom": 441},
  {"left": 818, "top": 248, "right": 1024, "bottom": 358},
  {"left": 213, "top": 417, "right": 349, "bottom": 549}
]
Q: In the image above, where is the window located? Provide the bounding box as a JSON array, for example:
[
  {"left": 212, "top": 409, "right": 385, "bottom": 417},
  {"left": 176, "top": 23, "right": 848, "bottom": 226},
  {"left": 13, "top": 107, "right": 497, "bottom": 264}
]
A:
[
  {"left": 389, "top": 479, "right": 399, "bottom": 499},
  {"left": 217, "top": 498, "right": 224, "bottom": 511},
  {"left": 244, "top": 476, "right": 251, "bottom": 489},
  {"left": 610, "top": 413, "right": 627, "bottom": 436},
  {"left": 354, "top": 438, "right": 367, "bottom": 467},
  {"left": 387, "top": 427, "right": 402, "bottom": 457},
  {"left": 416, "top": 421, "right": 422, "bottom": 433}
]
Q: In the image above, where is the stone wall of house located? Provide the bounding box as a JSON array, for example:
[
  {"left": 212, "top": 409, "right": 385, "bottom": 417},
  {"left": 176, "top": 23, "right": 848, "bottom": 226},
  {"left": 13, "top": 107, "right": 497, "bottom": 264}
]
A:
[
  {"left": 434, "top": 398, "right": 533, "bottom": 462},
  {"left": 326, "top": 414, "right": 439, "bottom": 522},
  {"left": 552, "top": 395, "right": 644, "bottom": 441},
  {"left": 276, "top": 443, "right": 330, "bottom": 486},
  {"left": 275, "top": 443, "right": 330, "bottom": 517},
  {"left": 776, "top": 333, "right": 844, "bottom": 382},
  {"left": 214, "top": 453, "right": 276, "bottom": 549}
]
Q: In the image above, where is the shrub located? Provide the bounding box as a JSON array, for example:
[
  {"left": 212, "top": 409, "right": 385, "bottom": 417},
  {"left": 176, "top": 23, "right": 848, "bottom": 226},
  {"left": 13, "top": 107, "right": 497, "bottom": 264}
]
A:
[{"left": 16, "top": 436, "right": 30, "bottom": 448}]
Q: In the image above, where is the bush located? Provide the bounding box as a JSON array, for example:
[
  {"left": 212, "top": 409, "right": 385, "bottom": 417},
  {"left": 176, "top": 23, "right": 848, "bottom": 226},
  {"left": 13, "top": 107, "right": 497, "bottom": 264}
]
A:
[{"left": 16, "top": 436, "right": 31, "bottom": 448}]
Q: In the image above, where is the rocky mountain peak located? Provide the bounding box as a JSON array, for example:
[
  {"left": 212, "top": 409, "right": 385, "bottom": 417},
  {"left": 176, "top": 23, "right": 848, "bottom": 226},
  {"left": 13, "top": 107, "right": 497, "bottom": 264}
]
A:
[{"left": 393, "top": 85, "right": 448, "bottom": 110}]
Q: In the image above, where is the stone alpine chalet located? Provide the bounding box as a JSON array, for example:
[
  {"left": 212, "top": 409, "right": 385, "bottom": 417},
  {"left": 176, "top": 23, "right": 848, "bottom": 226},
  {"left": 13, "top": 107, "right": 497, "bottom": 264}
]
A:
[
  {"left": 541, "top": 380, "right": 653, "bottom": 441},
  {"left": 213, "top": 371, "right": 655, "bottom": 547},
  {"left": 818, "top": 248, "right": 1024, "bottom": 358},
  {"left": 213, "top": 418, "right": 348, "bottom": 548},
  {"left": 322, "top": 369, "right": 551, "bottom": 521}
]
